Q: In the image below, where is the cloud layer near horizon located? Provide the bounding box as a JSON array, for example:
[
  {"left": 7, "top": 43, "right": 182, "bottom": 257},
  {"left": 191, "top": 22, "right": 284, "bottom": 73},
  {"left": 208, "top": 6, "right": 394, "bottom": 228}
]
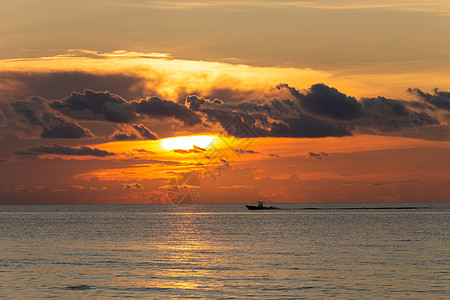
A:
[{"left": 1, "top": 82, "right": 449, "bottom": 143}]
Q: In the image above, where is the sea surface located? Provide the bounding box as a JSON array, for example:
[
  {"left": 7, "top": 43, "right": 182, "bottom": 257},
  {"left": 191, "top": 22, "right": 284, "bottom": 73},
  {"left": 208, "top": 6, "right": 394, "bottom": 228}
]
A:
[{"left": 1, "top": 202, "right": 449, "bottom": 299}]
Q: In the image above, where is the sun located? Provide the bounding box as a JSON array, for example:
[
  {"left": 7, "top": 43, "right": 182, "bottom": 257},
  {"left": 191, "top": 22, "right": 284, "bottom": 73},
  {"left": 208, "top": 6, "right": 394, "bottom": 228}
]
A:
[{"left": 160, "top": 135, "right": 216, "bottom": 151}]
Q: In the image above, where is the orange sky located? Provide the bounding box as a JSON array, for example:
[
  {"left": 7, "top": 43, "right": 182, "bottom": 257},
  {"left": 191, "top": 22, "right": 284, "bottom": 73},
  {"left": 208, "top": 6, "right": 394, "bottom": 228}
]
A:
[
  {"left": 1, "top": 131, "right": 448, "bottom": 204},
  {"left": 0, "top": 1, "right": 449, "bottom": 204}
]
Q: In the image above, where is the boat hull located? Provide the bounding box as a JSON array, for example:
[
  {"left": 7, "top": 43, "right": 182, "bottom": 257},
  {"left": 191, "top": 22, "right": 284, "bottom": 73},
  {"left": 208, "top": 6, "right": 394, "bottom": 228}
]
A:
[{"left": 245, "top": 205, "right": 279, "bottom": 210}]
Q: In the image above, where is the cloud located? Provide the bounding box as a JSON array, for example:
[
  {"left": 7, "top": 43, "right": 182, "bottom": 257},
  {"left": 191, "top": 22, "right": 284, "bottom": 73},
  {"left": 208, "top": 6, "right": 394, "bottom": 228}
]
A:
[
  {"left": 126, "top": 148, "right": 157, "bottom": 159},
  {"left": 134, "top": 96, "right": 202, "bottom": 126},
  {"left": 186, "top": 92, "right": 353, "bottom": 138},
  {"left": 41, "top": 120, "right": 92, "bottom": 138},
  {"left": 70, "top": 185, "right": 84, "bottom": 190},
  {"left": 0, "top": 50, "right": 335, "bottom": 107},
  {"left": 10, "top": 97, "right": 92, "bottom": 138},
  {"left": 0, "top": 184, "right": 33, "bottom": 193},
  {"left": 173, "top": 145, "right": 206, "bottom": 154},
  {"left": 185, "top": 95, "right": 223, "bottom": 110},
  {"left": 50, "top": 90, "right": 137, "bottom": 123},
  {"left": 0, "top": 70, "right": 150, "bottom": 100},
  {"left": 184, "top": 84, "right": 446, "bottom": 139},
  {"left": 133, "top": 148, "right": 156, "bottom": 154},
  {"left": 270, "top": 116, "right": 352, "bottom": 137},
  {"left": 271, "top": 83, "right": 442, "bottom": 134},
  {"left": 112, "top": 132, "right": 138, "bottom": 141},
  {"left": 11, "top": 97, "right": 45, "bottom": 126},
  {"left": 357, "top": 96, "right": 439, "bottom": 131},
  {"left": 51, "top": 90, "right": 202, "bottom": 126},
  {"left": 308, "top": 152, "right": 330, "bottom": 160},
  {"left": 233, "top": 148, "right": 261, "bottom": 155},
  {"left": 131, "top": 124, "right": 158, "bottom": 140},
  {"left": 14, "top": 144, "right": 116, "bottom": 157},
  {"left": 408, "top": 88, "right": 450, "bottom": 111},
  {"left": 111, "top": 123, "right": 158, "bottom": 141},
  {"left": 2, "top": 80, "right": 449, "bottom": 142},
  {"left": 278, "top": 83, "right": 364, "bottom": 120},
  {"left": 123, "top": 183, "right": 143, "bottom": 189}
]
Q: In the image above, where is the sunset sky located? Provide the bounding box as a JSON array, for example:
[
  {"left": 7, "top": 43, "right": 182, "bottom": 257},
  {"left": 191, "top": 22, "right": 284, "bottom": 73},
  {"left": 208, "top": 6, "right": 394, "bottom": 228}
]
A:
[{"left": 0, "top": 0, "right": 449, "bottom": 204}]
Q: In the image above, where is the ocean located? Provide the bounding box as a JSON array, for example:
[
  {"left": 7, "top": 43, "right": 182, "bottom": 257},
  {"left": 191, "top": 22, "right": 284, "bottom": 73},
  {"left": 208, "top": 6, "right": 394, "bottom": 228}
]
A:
[{"left": 1, "top": 202, "right": 449, "bottom": 299}]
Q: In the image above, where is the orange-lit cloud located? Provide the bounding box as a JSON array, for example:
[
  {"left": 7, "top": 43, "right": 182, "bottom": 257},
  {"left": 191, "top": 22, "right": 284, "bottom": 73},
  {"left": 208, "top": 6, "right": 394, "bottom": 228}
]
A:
[
  {"left": 0, "top": 50, "right": 330, "bottom": 99},
  {"left": 2, "top": 50, "right": 450, "bottom": 100}
]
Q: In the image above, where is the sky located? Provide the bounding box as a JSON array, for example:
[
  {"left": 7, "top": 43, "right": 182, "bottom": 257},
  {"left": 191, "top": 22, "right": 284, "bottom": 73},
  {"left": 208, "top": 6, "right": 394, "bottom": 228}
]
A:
[{"left": 0, "top": 0, "right": 449, "bottom": 204}]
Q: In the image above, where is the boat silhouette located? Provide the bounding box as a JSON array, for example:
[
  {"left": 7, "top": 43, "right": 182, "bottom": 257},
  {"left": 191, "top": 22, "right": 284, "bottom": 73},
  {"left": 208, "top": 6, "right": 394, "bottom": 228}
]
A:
[{"left": 245, "top": 201, "right": 279, "bottom": 210}]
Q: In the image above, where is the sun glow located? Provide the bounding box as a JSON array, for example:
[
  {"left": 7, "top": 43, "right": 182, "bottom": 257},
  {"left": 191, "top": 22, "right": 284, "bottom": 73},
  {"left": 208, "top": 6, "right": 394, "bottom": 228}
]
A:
[{"left": 160, "top": 135, "right": 216, "bottom": 151}]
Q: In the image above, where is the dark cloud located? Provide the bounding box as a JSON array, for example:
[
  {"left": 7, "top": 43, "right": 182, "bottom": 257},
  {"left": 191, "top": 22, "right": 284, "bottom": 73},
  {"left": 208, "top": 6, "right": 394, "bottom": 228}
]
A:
[
  {"left": 50, "top": 90, "right": 137, "bottom": 123},
  {"left": 134, "top": 96, "right": 202, "bottom": 126},
  {"left": 111, "top": 123, "right": 158, "bottom": 141},
  {"left": 0, "top": 71, "right": 150, "bottom": 100},
  {"left": 133, "top": 148, "right": 156, "bottom": 154},
  {"left": 273, "top": 83, "right": 441, "bottom": 134},
  {"left": 12, "top": 150, "right": 38, "bottom": 156},
  {"left": 233, "top": 148, "right": 261, "bottom": 155},
  {"left": 373, "top": 180, "right": 419, "bottom": 186},
  {"left": 131, "top": 124, "right": 158, "bottom": 140},
  {"left": 408, "top": 88, "right": 450, "bottom": 111},
  {"left": 238, "top": 99, "right": 290, "bottom": 121},
  {"left": 362, "top": 97, "right": 410, "bottom": 117},
  {"left": 278, "top": 83, "right": 364, "bottom": 120},
  {"left": 200, "top": 106, "right": 251, "bottom": 134},
  {"left": 232, "top": 148, "right": 279, "bottom": 157},
  {"left": 270, "top": 116, "right": 352, "bottom": 138},
  {"left": 185, "top": 92, "right": 354, "bottom": 138},
  {"left": 186, "top": 95, "right": 205, "bottom": 111},
  {"left": 51, "top": 90, "right": 202, "bottom": 126},
  {"left": 123, "top": 183, "right": 143, "bottom": 190},
  {"left": 185, "top": 95, "right": 225, "bottom": 113},
  {"left": 112, "top": 133, "right": 138, "bottom": 141},
  {"left": 177, "top": 87, "right": 255, "bottom": 104},
  {"left": 41, "top": 122, "right": 92, "bottom": 138},
  {"left": 15, "top": 144, "right": 116, "bottom": 157},
  {"left": 11, "top": 97, "right": 45, "bottom": 125},
  {"left": 308, "top": 152, "right": 330, "bottom": 160},
  {"left": 3, "top": 81, "right": 449, "bottom": 142},
  {"left": 10, "top": 97, "right": 92, "bottom": 138},
  {"left": 357, "top": 97, "right": 439, "bottom": 131}
]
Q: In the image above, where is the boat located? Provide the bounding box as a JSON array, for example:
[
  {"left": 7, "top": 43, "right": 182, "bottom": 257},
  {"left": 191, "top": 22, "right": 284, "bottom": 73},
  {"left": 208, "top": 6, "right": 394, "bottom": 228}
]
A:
[{"left": 245, "top": 201, "right": 279, "bottom": 210}]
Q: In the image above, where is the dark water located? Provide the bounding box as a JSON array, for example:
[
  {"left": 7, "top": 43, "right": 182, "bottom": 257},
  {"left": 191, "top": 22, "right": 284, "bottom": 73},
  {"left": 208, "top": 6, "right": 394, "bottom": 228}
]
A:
[{"left": 1, "top": 203, "right": 449, "bottom": 299}]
